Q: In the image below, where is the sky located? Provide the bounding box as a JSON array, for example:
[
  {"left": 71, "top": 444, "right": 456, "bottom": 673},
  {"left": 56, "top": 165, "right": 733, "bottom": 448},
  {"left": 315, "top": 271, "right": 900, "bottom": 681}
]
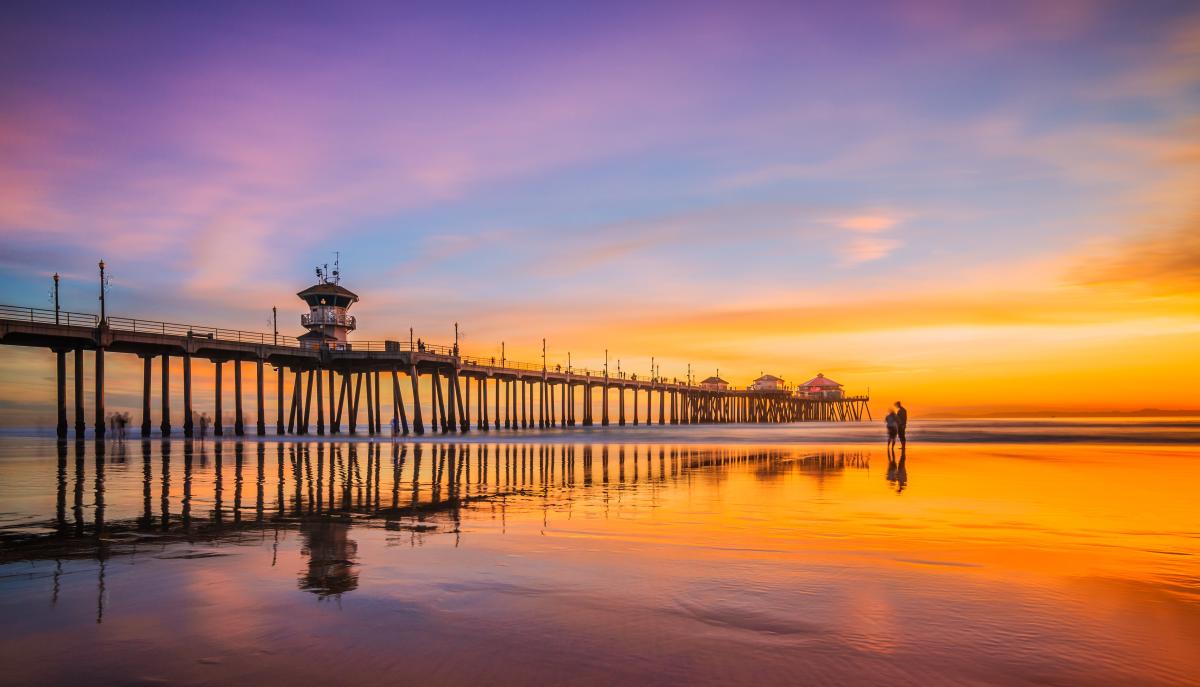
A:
[{"left": 1, "top": 0, "right": 1199, "bottom": 423}]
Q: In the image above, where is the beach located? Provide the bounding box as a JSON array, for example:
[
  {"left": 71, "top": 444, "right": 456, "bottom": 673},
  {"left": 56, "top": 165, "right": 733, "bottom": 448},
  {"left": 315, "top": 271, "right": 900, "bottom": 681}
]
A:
[{"left": 1, "top": 421, "right": 1197, "bottom": 686}]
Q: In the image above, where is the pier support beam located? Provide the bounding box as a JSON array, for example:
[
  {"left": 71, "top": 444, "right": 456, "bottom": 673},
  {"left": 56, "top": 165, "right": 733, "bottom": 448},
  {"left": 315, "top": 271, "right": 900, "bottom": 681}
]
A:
[
  {"left": 139, "top": 354, "right": 151, "bottom": 437},
  {"left": 584, "top": 383, "right": 593, "bottom": 427},
  {"left": 539, "top": 378, "right": 547, "bottom": 429},
  {"left": 276, "top": 365, "right": 285, "bottom": 435},
  {"left": 214, "top": 360, "right": 224, "bottom": 436},
  {"left": 287, "top": 368, "right": 300, "bottom": 434},
  {"left": 234, "top": 359, "right": 245, "bottom": 436},
  {"left": 74, "top": 349, "right": 85, "bottom": 438},
  {"left": 94, "top": 348, "right": 105, "bottom": 439},
  {"left": 54, "top": 348, "right": 68, "bottom": 439},
  {"left": 503, "top": 379, "right": 511, "bottom": 429},
  {"left": 444, "top": 370, "right": 456, "bottom": 434},
  {"left": 182, "top": 353, "right": 193, "bottom": 438},
  {"left": 602, "top": 383, "right": 609, "bottom": 426},
  {"left": 301, "top": 369, "right": 313, "bottom": 434},
  {"left": 55, "top": 349, "right": 68, "bottom": 439},
  {"left": 316, "top": 364, "right": 324, "bottom": 436},
  {"left": 160, "top": 354, "right": 170, "bottom": 437},
  {"left": 520, "top": 379, "right": 527, "bottom": 429},
  {"left": 392, "top": 369, "right": 409, "bottom": 435},
  {"left": 327, "top": 369, "right": 335, "bottom": 434},
  {"left": 494, "top": 377, "right": 501, "bottom": 430},
  {"left": 256, "top": 359, "right": 266, "bottom": 436},
  {"left": 334, "top": 371, "right": 347, "bottom": 432},
  {"left": 374, "top": 371, "right": 382, "bottom": 434},
  {"left": 409, "top": 367, "right": 424, "bottom": 435},
  {"left": 348, "top": 372, "right": 361, "bottom": 434}
]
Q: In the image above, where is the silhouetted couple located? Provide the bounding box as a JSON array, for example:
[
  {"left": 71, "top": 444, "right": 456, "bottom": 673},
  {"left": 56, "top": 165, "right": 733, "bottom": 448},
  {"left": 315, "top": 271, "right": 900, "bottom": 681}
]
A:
[{"left": 885, "top": 401, "right": 907, "bottom": 453}]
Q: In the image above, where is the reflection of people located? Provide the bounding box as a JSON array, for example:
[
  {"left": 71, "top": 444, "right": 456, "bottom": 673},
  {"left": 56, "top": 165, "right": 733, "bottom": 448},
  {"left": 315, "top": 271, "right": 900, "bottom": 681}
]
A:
[
  {"left": 887, "top": 453, "right": 908, "bottom": 493},
  {"left": 894, "top": 401, "right": 908, "bottom": 449}
]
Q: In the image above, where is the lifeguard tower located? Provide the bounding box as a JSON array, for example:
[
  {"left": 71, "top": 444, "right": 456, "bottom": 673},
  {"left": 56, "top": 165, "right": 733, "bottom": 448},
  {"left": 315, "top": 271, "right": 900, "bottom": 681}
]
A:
[{"left": 298, "top": 258, "right": 358, "bottom": 350}]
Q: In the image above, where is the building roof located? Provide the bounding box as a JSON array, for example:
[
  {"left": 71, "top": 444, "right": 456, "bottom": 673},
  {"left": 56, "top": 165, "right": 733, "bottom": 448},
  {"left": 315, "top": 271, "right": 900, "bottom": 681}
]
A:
[
  {"left": 753, "top": 374, "right": 784, "bottom": 382},
  {"left": 700, "top": 376, "right": 728, "bottom": 384},
  {"left": 799, "top": 373, "right": 842, "bottom": 388},
  {"left": 297, "top": 282, "right": 359, "bottom": 302}
]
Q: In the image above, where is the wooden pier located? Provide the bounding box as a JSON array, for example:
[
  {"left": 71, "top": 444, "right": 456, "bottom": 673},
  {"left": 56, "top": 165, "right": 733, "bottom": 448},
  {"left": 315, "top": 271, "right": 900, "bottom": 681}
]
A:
[{"left": 0, "top": 303, "right": 870, "bottom": 440}]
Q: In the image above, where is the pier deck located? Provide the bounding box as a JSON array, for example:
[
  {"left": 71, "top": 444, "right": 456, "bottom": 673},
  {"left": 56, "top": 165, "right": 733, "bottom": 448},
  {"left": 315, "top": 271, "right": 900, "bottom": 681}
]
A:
[{"left": 1, "top": 304, "right": 870, "bottom": 439}]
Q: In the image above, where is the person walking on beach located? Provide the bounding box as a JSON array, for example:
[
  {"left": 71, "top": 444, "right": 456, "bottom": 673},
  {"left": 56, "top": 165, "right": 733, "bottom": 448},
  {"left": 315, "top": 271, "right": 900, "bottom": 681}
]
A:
[
  {"left": 885, "top": 409, "right": 898, "bottom": 453},
  {"left": 894, "top": 401, "right": 908, "bottom": 450},
  {"left": 391, "top": 415, "right": 399, "bottom": 439}
]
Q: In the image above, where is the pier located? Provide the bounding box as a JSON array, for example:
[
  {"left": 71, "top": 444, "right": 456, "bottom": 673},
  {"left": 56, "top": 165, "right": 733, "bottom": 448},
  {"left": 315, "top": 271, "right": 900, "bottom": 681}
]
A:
[{"left": 0, "top": 277, "right": 869, "bottom": 439}]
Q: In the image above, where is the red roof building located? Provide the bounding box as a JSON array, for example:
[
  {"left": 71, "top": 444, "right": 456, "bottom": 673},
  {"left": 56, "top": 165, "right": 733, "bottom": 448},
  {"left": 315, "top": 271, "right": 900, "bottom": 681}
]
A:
[{"left": 797, "top": 373, "right": 844, "bottom": 399}]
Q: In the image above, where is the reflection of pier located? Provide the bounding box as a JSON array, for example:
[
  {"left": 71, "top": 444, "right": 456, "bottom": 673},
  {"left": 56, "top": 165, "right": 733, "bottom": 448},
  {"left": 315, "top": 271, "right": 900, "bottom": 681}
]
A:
[
  {"left": 3, "top": 440, "right": 873, "bottom": 615},
  {"left": 1, "top": 301, "right": 870, "bottom": 441},
  {"left": 2, "top": 441, "right": 866, "bottom": 560}
]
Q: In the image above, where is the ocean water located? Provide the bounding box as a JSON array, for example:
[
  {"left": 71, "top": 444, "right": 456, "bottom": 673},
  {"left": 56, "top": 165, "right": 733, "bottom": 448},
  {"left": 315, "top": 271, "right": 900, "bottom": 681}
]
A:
[{"left": 0, "top": 421, "right": 1197, "bottom": 686}]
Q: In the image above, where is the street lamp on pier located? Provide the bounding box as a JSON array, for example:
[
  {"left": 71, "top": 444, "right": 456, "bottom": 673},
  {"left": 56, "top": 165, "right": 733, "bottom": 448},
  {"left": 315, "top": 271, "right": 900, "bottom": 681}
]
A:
[
  {"left": 52, "top": 273, "right": 60, "bottom": 325},
  {"left": 97, "top": 260, "right": 107, "bottom": 323}
]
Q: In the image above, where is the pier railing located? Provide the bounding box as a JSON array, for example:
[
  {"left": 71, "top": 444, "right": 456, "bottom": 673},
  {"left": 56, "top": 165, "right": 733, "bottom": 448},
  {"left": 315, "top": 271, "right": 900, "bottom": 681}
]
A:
[
  {"left": 1, "top": 303, "right": 864, "bottom": 397},
  {"left": 106, "top": 316, "right": 306, "bottom": 347},
  {"left": 0, "top": 304, "right": 98, "bottom": 328}
]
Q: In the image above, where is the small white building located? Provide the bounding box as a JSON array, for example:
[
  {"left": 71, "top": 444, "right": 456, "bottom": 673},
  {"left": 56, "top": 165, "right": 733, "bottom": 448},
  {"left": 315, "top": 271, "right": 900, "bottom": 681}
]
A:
[
  {"left": 698, "top": 375, "right": 729, "bottom": 391},
  {"left": 750, "top": 374, "right": 786, "bottom": 392}
]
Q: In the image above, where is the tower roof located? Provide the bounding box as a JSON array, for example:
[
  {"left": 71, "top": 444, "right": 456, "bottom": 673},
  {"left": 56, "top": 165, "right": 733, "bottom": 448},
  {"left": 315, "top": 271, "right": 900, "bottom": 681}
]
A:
[
  {"left": 297, "top": 282, "right": 359, "bottom": 303},
  {"left": 700, "top": 376, "right": 728, "bottom": 384},
  {"left": 753, "top": 374, "right": 783, "bottom": 382}
]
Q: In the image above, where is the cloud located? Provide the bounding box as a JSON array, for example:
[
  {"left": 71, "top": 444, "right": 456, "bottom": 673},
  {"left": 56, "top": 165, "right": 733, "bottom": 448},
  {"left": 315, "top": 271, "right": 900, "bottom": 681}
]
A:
[
  {"left": 840, "top": 236, "right": 901, "bottom": 264},
  {"left": 832, "top": 211, "right": 903, "bottom": 263},
  {"left": 1073, "top": 216, "right": 1200, "bottom": 293},
  {"left": 836, "top": 213, "right": 901, "bottom": 233}
]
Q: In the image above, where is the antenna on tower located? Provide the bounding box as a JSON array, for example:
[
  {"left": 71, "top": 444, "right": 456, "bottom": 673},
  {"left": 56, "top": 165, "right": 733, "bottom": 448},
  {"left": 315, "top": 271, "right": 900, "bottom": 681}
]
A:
[
  {"left": 332, "top": 251, "right": 341, "bottom": 284},
  {"left": 315, "top": 265, "right": 323, "bottom": 283}
]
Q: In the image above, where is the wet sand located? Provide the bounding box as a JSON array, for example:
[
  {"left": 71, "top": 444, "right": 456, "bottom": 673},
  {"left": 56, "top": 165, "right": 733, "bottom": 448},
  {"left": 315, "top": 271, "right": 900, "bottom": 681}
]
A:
[{"left": 0, "top": 427, "right": 1197, "bottom": 686}]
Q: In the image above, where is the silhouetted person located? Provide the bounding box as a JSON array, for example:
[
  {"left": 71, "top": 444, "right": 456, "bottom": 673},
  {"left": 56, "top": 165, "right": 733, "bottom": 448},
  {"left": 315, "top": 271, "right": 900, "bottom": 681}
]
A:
[
  {"left": 894, "top": 401, "right": 908, "bottom": 449},
  {"left": 885, "top": 410, "right": 898, "bottom": 454}
]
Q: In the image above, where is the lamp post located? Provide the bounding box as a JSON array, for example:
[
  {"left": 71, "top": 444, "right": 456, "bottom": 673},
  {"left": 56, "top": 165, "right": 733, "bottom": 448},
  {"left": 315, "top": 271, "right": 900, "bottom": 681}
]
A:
[
  {"left": 604, "top": 349, "right": 608, "bottom": 378},
  {"left": 542, "top": 338, "right": 546, "bottom": 372},
  {"left": 98, "top": 260, "right": 106, "bottom": 323},
  {"left": 272, "top": 306, "right": 278, "bottom": 345},
  {"left": 52, "top": 273, "right": 60, "bottom": 325}
]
